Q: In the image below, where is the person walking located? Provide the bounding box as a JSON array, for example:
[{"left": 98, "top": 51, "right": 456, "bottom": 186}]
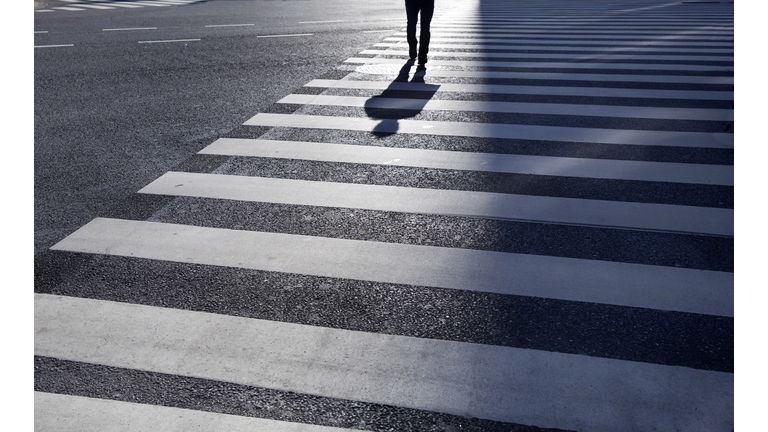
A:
[{"left": 405, "top": 0, "right": 434, "bottom": 70}]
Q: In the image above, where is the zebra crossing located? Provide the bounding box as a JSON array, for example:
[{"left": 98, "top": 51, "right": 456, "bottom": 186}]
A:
[
  {"left": 35, "top": 0, "right": 734, "bottom": 431},
  {"left": 36, "top": 0, "right": 206, "bottom": 13}
]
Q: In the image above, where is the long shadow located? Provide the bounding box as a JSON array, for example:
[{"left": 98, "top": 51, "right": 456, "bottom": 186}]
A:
[{"left": 363, "top": 60, "right": 440, "bottom": 138}]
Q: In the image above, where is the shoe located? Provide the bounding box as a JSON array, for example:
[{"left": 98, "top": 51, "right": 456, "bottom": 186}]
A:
[
  {"left": 409, "top": 44, "right": 417, "bottom": 60},
  {"left": 416, "top": 63, "right": 427, "bottom": 71}
]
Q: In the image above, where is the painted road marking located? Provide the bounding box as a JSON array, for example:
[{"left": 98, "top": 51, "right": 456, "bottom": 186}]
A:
[
  {"left": 35, "top": 392, "right": 361, "bottom": 432},
  {"left": 138, "top": 171, "right": 734, "bottom": 236},
  {"left": 257, "top": 33, "right": 314, "bottom": 38},
  {"left": 345, "top": 58, "right": 734, "bottom": 84},
  {"left": 355, "top": 52, "right": 732, "bottom": 72},
  {"left": 138, "top": 39, "right": 201, "bottom": 44},
  {"left": 305, "top": 78, "right": 734, "bottom": 100},
  {"left": 279, "top": 93, "right": 733, "bottom": 121},
  {"left": 200, "top": 138, "right": 734, "bottom": 185},
  {"left": 361, "top": 48, "right": 733, "bottom": 62},
  {"left": 34, "top": 293, "right": 734, "bottom": 432},
  {"left": 103, "top": 27, "right": 158, "bottom": 31},
  {"left": 49, "top": 219, "right": 733, "bottom": 315},
  {"left": 205, "top": 24, "right": 255, "bottom": 28},
  {"left": 245, "top": 112, "right": 734, "bottom": 149}
]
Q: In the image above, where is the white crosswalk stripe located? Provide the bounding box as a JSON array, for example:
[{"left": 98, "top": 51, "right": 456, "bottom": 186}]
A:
[
  {"left": 36, "top": 392, "right": 362, "bottom": 432},
  {"left": 36, "top": 0, "right": 734, "bottom": 431}
]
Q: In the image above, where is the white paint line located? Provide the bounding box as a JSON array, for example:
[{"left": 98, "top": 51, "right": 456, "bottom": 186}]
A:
[
  {"left": 430, "top": 24, "right": 733, "bottom": 34},
  {"left": 257, "top": 33, "right": 314, "bottom": 38},
  {"left": 103, "top": 27, "right": 158, "bottom": 31},
  {"left": 138, "top": 39, "right": 201, "bottom": 44},
  {"left": 299, "top": 20, "right": 345, "bottom": 24},
  {"left": 374, "top": 41, "right": 734, "bottom": 54},
  {"left": 122, "top": 1, "right": 171, "bottom": 6},
  {"left": 34, "top": 31, "right": 49, "bottom": 34},
  {"left": 35, "top": 44, "right": 74, "bottom": 48},
  {"left": 363, "top": 30, "right": 398, "bottom": 33},
  {"left": 361, "top": 48, "right": 732, "bottom": 62},
  {"left": 344, "top": 58, "right": 734, "bottom": 84},
  {"left": 100, "top": 2, "right": 144, "bottom": 7},
  {"left": 33, "top": 293, "right": 734, "bottom": 432},
  {"left": 280, "top": 93, "right": 733, "bottom": 121},
  {"left": 199, "top": 138, "right": 733, "bottom": 185},
  {"left": 49, "top": 218, "right": 733, "bottom": 316},
  {"left": 356, "top": 52, "right": 731, "bottom": 72},
  {"left": 35, "top": 9, "right": 54, "bottom": 12},
  {"left": 426, "top": 17, "right": 731, "bottom": 24},
  {"left": 143, "top": 171, "right": 732, "bottom": 236},
  {"left": 386, "top": 36, "right": 734, "bottom": 47},
  {"left": 205, "top": 23, "right": 255, "bottom": 27},
  {"left": 430, "top": 23, "right": 732, "bottom": 31},
  {"left": 35, "top": 393, "right": 361, "bottom": 432},
  {"left": 426, "top": 29, "right": 734, "bottom": 40},
  {"left": 305, "top": 78, "right": 733, "bottom": 100},
  {"left": 73, "top": 3, "right": 114, "bottom": 9},
  {"left": 52, "top": 6, "right": 85, "bottom": 11},
  {"left": 244, "top": 113, "right": 734, "bottom": 149},
  {"left": 393, "top": 31, "right": 732, "bottom": 42}
]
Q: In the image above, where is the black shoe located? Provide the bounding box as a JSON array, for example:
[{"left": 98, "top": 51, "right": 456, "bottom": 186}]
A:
[
  {"left": 409, "top": 45, "right": 417, "bottom": 60},
  {"left": 416, "top": 63, "right": 427, "bottom": 71}
]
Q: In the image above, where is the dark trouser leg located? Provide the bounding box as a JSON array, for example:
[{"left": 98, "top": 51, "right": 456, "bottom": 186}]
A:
[
  {"left": 418, "top": 0, "right": 434, "bottom": 64},
  {"left": 405, "top": 0, "right": 419, "bottom": 59}
]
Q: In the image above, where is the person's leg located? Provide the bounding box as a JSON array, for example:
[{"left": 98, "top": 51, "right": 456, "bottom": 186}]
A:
[
  {"left": 405, "top": 0, "right": 419, "bottom": 59},
  {"left": 418, "top": 0, "right": 435, "bottom": 65}
]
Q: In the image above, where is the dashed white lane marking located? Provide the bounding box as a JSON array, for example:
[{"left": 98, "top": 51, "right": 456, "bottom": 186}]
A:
[
  {"left": 138, "top": 39, "right": 201, "bottom": 44},
  {"left": 256, "top": 33, "right": 314, "bottom": 38},
  {"left": 205, "top": 23, "right": 255, "bottom": 28},
  {"left": 35, "top": 44, "right": 75, "bottom": 48},
  {"left": 103, "top": 27, "right": 157, "bottom": 31},
  {"left": 299, "top": 20, "right": 345, "bottom": 24}
]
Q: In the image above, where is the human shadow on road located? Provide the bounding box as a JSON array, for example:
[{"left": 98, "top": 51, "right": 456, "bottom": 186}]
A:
[{"left": 364, "top": 60, "right": 440, "bottom": 138}]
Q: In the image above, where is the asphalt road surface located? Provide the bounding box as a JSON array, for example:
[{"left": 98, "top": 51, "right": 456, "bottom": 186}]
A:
[
  {"left": 33, "top": 0, "right": 734, "bottom": 431},
  {"left": 34, "top": 0, "right": 436, "bottom": 256}
]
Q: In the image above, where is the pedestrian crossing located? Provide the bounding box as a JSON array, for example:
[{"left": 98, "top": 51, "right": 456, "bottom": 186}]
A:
[
  {"left": 36, "top": 0, "right": 206, "bottom": 13},
  {"left": 35, "top": 0, "right": 734, "bottom": 431}
]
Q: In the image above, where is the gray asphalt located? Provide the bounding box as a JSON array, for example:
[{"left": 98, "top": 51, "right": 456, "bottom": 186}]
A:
[
  {"left": 32, "top": 0, "right": 734, "bottom": 430},
  {"left": 34, "top": 0, "right": 418, "bottom": 256}
]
